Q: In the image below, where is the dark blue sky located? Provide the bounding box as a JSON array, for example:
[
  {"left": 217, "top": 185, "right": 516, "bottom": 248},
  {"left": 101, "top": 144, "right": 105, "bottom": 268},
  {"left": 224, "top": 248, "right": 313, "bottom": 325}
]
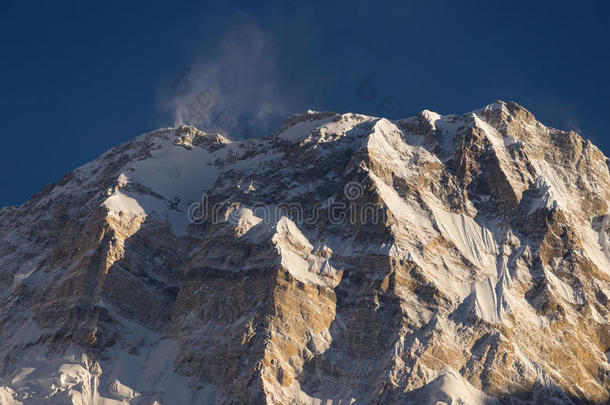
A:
[{"left": 1, "top": 1, "right": 608, "bottom": 206}]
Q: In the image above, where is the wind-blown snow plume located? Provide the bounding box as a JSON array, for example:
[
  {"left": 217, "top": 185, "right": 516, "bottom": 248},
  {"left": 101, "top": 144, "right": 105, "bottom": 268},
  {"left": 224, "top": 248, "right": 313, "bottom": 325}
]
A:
[{"left": 158, "top": 23, "right": 294, "bottom": 138}]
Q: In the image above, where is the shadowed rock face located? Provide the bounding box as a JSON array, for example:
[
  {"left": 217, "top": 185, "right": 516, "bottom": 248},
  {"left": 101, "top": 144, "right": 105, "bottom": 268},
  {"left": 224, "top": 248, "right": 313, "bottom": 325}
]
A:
[{"left": 0, "top": 102, "right": 609, "bottom": 404}]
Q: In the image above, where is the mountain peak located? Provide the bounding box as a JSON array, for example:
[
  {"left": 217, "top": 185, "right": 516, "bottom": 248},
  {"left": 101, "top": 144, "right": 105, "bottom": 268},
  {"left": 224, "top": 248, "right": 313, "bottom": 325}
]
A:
[
  {"left": 173, "top": 124, "right": 231, "bottom": 150},
  {"left": 0, "top": 103, "right": 608, "bottom": 404},
  {"left": 278, "top": 110, "right": 338, "bottom": 133}
]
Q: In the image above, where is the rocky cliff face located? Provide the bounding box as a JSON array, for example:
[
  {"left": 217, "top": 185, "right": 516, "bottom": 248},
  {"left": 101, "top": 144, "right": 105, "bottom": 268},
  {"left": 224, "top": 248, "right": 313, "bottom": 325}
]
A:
[{"left": 0, "top": 101, "right": 608, "bottom": 404}]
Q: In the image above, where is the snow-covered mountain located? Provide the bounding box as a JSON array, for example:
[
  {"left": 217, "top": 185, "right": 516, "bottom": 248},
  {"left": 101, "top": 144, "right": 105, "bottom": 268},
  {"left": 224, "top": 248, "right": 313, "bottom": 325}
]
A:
[{"left": 0, "top": 101, "right": 608, "bottom": 404}]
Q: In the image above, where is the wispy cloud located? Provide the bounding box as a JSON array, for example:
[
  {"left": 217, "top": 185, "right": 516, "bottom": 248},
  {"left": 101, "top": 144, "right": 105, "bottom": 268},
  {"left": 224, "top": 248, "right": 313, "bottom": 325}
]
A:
[
  {"left": 156, "top": 22, "right": 298, "bottom": 138},
  {"left": 524, "top": 98, "right": 584, "bottom": 135}
]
